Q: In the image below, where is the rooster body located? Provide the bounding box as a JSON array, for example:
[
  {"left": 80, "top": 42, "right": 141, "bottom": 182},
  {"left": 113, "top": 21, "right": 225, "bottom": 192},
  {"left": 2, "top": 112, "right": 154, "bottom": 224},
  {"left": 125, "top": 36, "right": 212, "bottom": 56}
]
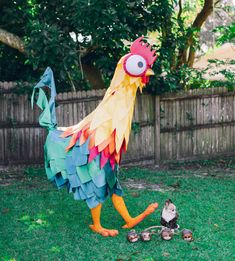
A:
[{"left": 32, "top": 37, "right": 158, "bottom": 236}]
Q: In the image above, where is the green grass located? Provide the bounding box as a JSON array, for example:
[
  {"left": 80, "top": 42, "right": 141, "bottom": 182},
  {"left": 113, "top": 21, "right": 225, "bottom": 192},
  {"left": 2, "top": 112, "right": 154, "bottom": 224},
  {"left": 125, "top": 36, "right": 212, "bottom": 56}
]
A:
[{"left": 0, "top": 165, "right": 234, "bottom": 261}]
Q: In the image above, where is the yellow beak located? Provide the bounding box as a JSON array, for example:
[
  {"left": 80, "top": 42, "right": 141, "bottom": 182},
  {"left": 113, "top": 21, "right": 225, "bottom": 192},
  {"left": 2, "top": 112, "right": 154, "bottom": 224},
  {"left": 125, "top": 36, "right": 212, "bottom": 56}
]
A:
[{"left": 145, "top": 68, "right": 154, "bottom": 76}]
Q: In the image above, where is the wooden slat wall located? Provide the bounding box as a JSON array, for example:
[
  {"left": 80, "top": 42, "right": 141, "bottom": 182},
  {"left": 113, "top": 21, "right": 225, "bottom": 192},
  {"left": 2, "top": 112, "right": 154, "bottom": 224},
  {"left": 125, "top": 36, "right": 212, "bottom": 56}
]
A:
[
  {"left": 0, "top": 83, "right": 234, "bottom": 165},
  {"left": 159, "top": 88, "right": 235, "bottom": 161}
]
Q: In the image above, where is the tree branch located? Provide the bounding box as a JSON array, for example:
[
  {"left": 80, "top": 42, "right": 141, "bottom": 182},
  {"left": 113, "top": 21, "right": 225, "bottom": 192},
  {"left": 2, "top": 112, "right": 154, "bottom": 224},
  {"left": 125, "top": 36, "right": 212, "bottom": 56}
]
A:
[
  {"left": 0, "top": 28, "right": 106, "bottom": 89},
  {"left": 178, "top": 0, "right": 216, "bottom": 68},
  {"left": 187, "top": 0, "right": 216, "bottom": 66},
  {"left": 191, "top": 0, "right": 214, "bottom": 29},
  {"left": 0, "top": 28, "right": 25, "bottom": 53},
  {"left": 215, "top": 0, "right": 222, "bottom": 5},
  {"left": 177, "top": 0, "right": 183, "bottom": 20}
]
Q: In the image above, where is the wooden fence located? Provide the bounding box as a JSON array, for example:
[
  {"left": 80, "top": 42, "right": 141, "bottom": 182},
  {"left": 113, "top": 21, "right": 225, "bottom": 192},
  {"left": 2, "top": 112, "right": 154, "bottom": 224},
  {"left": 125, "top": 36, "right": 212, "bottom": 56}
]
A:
[{"left": 0, "top": 82, "right": 234, "bottom": 166}]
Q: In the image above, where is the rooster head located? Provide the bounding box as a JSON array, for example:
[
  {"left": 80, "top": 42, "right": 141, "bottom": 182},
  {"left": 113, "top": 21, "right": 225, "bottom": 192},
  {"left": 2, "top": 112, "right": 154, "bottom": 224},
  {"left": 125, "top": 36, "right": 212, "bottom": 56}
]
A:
[
  {"left": 123, "top": 36, "right": 157, "bottom": 84},
  {"left": 109, "top": 37, "right": 157, "bottom": 94}
]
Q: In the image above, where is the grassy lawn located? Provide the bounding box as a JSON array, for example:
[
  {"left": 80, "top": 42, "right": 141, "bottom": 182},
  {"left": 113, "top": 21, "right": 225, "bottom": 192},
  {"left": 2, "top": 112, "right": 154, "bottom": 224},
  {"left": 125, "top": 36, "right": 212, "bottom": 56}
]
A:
[{"left": 0, "top": 161, "right": 234, "bottom": 261}]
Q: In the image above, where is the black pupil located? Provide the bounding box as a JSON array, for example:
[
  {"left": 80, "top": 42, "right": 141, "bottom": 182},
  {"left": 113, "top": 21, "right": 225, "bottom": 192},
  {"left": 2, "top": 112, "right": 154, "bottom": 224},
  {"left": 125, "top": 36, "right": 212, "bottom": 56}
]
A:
[{"left": 138, "top": 61, "right": 144, "bottom": 68}]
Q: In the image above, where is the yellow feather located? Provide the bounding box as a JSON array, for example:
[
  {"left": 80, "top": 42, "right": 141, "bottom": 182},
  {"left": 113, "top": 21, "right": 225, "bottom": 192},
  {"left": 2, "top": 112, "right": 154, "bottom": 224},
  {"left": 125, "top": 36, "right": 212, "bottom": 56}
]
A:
[
  {"left": 90, "top": 105, "right": 112, "bottom": 131},
  {"left": 94, "top": 120, "right": 112, "bottom": 146},
  {"left": 62, "top": 56, "right": 144, "bottom": 153}
]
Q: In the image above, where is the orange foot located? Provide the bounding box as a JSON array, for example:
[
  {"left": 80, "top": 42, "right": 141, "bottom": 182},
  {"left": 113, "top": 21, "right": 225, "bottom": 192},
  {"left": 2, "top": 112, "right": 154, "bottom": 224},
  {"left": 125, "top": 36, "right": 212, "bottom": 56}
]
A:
[
  {"left": 89, "top": 225, "right": 119, "bottom": 237},
  {"left": 122, "top": 202, "right": 158, "bottom": 229}
]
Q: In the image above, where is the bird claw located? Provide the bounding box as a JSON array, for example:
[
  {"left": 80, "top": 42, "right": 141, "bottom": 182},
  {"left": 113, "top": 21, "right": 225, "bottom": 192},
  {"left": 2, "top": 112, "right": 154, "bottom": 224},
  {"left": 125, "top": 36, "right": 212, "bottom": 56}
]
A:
[
  {"left": 89, "top": 225, "right": 119, "bottom": 237},
  {"left": 145, "top": 203, "right": 159, "bottom": 215},
  {"left": 122, "top": 202, "right": 158, "bottom": 229}
]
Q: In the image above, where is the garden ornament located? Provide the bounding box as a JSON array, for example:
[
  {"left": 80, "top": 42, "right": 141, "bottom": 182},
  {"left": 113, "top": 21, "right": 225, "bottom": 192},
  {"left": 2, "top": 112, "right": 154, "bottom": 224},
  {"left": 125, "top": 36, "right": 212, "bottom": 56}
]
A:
[
  {"left": 160, "top": 199, "right": 179, "bottom": 230},
  {"left": 127, "top": 230, "right": 152, "bottom": 243},
  {"left": 160, "top": 228, "right": 174, "bottom": 241},
  {"left": 140, "top": 230, "right": 152, "bottom": 242},
  {"left": 126, "top": 198, "right": 193, "bottom": 242},
  {"left": 127, "top": 230, "right": 140, "bottom": 243},
  {"left": 182, "top": 229, "right": 193, "bottom": 242},
  {"left": 31, "top": 37, "right": 158, "bottom": 237}
]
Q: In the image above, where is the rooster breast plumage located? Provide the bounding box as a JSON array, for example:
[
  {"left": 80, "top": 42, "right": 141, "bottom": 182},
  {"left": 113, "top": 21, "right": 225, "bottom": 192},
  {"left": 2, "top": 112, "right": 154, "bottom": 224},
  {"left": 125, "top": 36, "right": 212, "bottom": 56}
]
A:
[{"left": 32, "top": 37, "right": 158, "bottom": 237}]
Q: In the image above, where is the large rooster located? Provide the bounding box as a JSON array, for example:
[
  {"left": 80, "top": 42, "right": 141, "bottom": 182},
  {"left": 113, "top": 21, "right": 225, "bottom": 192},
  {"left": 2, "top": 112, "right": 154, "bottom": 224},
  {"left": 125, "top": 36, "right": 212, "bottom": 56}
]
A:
[{"left": 32, "top": 37, "right": 158, "bottom": 237}]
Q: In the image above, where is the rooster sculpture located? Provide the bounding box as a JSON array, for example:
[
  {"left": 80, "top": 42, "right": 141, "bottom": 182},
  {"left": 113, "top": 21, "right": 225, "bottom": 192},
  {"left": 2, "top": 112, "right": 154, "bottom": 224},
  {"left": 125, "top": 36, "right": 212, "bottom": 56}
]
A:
[{"left": 32, "top": 37, "right": 158, "bottom": 237}]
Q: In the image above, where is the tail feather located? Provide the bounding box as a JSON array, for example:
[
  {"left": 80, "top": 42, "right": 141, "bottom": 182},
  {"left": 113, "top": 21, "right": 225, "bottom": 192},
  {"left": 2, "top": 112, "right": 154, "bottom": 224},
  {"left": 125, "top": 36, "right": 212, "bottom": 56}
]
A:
[{"left": 31, "top": 67, "right": 57, "bottom": 130}]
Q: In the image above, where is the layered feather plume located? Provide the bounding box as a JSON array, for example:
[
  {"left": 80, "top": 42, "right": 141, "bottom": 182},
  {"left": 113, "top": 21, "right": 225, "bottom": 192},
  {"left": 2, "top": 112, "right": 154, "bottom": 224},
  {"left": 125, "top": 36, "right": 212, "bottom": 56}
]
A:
[{"left": 61, "top": 56, "right": 145, "bottom": 169}]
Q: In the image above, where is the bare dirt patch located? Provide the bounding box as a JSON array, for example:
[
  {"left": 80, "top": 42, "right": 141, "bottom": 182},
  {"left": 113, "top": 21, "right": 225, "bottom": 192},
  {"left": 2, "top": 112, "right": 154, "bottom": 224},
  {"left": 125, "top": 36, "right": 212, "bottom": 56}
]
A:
[
  {"left": 122, "top": 178, "right": 175, "bottom": 192},
  {"left": 0, "top": 165, "right": 43, "bottom": 187}
]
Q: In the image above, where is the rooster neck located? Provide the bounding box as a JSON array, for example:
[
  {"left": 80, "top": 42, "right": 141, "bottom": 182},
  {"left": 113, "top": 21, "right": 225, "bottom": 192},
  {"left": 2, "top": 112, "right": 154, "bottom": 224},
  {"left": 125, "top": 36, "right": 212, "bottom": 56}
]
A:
[
  {"left": 87, "top": 83, "right": 139, "bottom": 153},
  {"left": 61, "top": 65, "right": 144, "bottom": 155},
  {"left": 103, "top": 85, "right": 138, "bottom": 118},
  {"left": 98, "top": 85, "right": 137, "bottom": 119}
]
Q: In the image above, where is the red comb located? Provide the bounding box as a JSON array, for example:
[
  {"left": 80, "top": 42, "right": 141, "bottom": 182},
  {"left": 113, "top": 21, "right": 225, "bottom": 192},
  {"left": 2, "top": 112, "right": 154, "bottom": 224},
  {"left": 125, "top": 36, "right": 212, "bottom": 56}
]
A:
[{"left": 130, "top": 36, "right": 157, "bottom": 65}]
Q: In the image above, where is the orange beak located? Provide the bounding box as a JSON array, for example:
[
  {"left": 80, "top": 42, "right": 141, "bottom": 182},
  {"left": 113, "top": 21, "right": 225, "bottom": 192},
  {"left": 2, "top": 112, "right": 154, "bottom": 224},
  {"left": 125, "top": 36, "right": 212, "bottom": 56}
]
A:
[
  {"left": 141, "top": 68, "right": 155, "bottom": 84},
  {"left": 145, "top": 68, "right": 155, "bottom": 76}
]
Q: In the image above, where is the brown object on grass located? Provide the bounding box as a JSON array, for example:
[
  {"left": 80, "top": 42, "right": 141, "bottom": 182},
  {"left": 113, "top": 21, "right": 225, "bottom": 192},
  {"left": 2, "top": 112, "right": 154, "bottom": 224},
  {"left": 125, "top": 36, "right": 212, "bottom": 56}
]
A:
[
  {"left": 140, "top": 231, "right": 151, "bottom": 242},
  {"left": 182, "top": 229, "right": 193, "bottom": 242},
  {"left": 127, "top": 230, "right": 139, "bottom": 243},
  {"left": 161, "top": 228, "right": 173, "bottom": 241}
]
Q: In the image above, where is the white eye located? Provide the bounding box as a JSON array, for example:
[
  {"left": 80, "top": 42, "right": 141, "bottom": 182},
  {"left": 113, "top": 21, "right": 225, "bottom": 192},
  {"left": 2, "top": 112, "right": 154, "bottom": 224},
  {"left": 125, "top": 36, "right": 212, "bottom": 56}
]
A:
[{"left": 124, "top": 54, "right": 147, "bottom": 77}]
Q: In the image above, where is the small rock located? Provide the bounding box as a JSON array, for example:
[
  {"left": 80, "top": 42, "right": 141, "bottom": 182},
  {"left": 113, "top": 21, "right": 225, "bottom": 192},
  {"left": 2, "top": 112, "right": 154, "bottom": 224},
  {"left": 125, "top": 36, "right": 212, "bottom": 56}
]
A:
[
  {"left": 36, "top": 219, "right": 43, "bottom": 224},
  {"left": 162, "top": 252, "right": 170, "bottom": 257}
]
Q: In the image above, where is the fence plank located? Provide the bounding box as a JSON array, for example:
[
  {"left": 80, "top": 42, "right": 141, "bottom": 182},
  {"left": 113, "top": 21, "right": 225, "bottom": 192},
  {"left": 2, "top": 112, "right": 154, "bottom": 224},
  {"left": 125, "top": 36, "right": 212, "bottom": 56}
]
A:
[
  {"left": 154, "top": 96, "right": 161, "bottom": 164},
  {"left": 0, "top": 87, "right": 234, "bottom": 165}
]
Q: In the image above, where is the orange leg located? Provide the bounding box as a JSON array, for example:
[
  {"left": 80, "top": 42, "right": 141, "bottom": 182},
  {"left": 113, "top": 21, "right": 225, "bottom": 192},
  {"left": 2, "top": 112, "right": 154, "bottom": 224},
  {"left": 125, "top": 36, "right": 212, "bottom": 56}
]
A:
[
  {"left": 112, "top": 194, "right": 158, "bottom": 228},
  {"left": 89, "top": 203, "right": 119, "bottom": 237}
]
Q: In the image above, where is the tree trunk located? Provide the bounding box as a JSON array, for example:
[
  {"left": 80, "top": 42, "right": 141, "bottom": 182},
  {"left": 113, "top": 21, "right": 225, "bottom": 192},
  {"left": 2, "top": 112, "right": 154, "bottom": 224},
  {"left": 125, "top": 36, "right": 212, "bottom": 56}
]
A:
[
  {"left": 178, "top": 0, "right": 221, "bottom": 68},
  {"left": 0, "top": 28, "right": 25, "bottom": 53},
  {"left": 81, "top": 52, "right": 106, "bottom": 89},
  {"left": 186, "top": 0, "right": 214, "bottom": 66}
]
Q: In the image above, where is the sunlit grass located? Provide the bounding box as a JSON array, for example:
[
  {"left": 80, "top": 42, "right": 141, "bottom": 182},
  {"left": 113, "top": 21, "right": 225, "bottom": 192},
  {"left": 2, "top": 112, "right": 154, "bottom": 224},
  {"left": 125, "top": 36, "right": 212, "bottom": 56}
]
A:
[{"left": 0, "top": 165, "right": 234, "bottom": 260}]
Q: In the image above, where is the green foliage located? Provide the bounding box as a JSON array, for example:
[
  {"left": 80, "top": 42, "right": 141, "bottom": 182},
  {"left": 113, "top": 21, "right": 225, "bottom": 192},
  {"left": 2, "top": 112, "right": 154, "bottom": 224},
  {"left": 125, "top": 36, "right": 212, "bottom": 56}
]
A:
[
  {"left": 146, "top": 3, "right": 210, "bottom": 94},
  {"left": 206, "top": 59, "right": 235, "bottom": 91},
  {"left": 149, "top": 64, "right": 210, "bottom": 94},
  {"left": 1, "top": 0, "right": 157, "bottom": 91},
  {"left": 0, "top": 257, "right": 17, "bottom": 261},
  {"left": 214, "top": 23, "right": 235, "bottom": 46},
  {"left": 0, "top": 0, "right": 38, "bottom": 81},
  {"left": 18, "top": 214, "right": 48, "bottom": 231},
  {"left": 0, "top": 1, "right": 233, "bottom": 93},
  {"left": 131, "top": 122, "right": 141, "bottom": 135},
  {"left": 0, "top": 0, "right": 188, "bottom": 92}
]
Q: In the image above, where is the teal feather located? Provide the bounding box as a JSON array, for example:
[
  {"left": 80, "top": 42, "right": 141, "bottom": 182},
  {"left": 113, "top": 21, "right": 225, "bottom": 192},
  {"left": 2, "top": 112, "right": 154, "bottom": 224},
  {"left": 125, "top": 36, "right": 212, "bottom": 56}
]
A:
[
  {"left": 32, "top": 68, "right": 123, "bottom": 209},
  {"left": 44, "top": 129, "right": 122, "bottom": 209}
]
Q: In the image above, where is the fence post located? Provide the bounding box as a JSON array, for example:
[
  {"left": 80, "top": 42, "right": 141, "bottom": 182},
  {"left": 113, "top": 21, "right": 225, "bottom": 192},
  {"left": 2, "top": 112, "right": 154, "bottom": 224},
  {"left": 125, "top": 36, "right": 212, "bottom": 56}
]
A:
[{"left": 154, "top": 95, "right": 161, "bottom": 165}]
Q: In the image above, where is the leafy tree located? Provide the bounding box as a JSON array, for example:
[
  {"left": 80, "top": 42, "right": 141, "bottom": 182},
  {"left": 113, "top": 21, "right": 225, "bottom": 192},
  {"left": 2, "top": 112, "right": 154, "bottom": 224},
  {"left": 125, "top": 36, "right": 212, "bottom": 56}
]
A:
[
  {"left": 0, "top": 0, "right": 225, "bottom": 93},
  {"left": 1, "top": 0, "right": 156, "bottom": 90}
]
